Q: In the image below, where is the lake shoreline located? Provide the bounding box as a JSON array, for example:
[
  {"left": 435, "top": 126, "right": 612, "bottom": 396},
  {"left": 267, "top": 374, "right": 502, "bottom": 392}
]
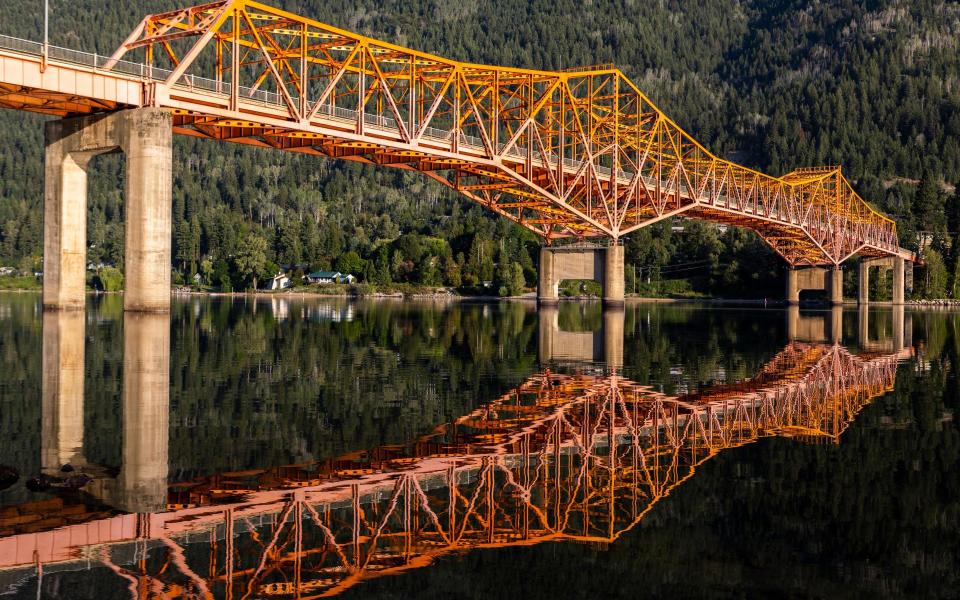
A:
[{"left": 3, "top": 286, "right": 960, "bottom": 307}]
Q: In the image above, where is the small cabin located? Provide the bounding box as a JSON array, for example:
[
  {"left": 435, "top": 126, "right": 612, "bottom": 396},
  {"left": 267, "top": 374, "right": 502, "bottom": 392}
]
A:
[{"left": 268, "top": 272, "right": 292, "bottom": 290}]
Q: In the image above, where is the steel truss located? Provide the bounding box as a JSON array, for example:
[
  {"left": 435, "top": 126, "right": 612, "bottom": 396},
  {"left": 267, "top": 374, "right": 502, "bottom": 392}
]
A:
[{"left": 78, "top": 0, "right": 909, "bottom": 265}]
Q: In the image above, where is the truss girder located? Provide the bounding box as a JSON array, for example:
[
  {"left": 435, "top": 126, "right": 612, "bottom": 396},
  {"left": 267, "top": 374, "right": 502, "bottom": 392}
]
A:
[{"left": 67, "top": 0, "right": 910, "bottom": 263}]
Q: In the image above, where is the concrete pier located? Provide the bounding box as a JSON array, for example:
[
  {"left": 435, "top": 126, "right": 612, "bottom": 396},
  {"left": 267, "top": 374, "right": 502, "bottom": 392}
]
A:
[
  {"left": 830, "top": 267, "right": 843, "bottom": 305},
  {"left": 538, "top": 244, "right": 625, "bottom": 306},
  {"left": 44, "top": 108, "right": 172, "bottom": 312},
  {"left": 785, "top": 266, "right": 842, "bottom": 304},
  {"left": 858, "top": 256, "right": 906, "bottom": 305}
]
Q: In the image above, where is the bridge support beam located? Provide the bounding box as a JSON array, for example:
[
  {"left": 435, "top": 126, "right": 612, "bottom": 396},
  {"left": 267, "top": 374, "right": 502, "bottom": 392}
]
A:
[
  {"left": 893, "top": 257, "right": 905, "bottom": 305},
  {"left": 43, "top": 108, "right": 172, "bottom": 312},
  {"left": 538, "top": 244, "right": 624, "bottom": 306},
  {"left": 786, "top": 266, "right": 840, "bottom": 304}
]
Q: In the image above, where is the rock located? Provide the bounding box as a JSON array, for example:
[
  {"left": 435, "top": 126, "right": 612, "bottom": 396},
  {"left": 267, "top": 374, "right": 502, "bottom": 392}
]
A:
[
  {"left": 61, "top": 474, "right": 93, "bottom": 489},
  {"left": 25, "top": 476, "right": 55, "bottom": 492},
  {"left": 0, "top": 465, "right": 19, "bottom": 492}
]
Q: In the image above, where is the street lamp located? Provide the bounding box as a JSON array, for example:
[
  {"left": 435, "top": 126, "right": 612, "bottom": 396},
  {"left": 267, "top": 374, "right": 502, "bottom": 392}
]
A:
[{"left": 42, "top": 0, "right": 49, "bottom": 69}]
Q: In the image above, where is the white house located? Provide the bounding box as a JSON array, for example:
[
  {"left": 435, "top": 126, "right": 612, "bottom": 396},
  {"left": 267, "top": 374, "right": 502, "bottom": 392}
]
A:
[{"left": 268, "top": 272, "right": 292, "bottom": 290}]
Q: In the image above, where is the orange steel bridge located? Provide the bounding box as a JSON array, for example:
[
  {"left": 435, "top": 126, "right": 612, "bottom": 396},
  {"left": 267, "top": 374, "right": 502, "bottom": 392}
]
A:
[
  {"left": 0, "top": 0, "right": 914, "bottom": 266},
  {"left": 0, "top": 342, "right": 910, "bottom": 597}
]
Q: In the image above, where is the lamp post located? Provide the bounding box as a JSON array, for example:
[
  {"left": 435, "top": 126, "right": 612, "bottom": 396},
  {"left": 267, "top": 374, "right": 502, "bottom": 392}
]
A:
[{"left": 42, "top": 0, "right": 49, "bottom": 70}]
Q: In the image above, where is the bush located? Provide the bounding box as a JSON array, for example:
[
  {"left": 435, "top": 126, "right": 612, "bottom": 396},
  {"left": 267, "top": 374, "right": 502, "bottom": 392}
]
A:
[{"left": 96, "top": 267, "right": 124, "bottom": 292}]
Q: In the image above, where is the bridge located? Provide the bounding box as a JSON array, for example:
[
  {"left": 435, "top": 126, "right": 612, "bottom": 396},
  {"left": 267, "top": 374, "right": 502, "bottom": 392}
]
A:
[
  {"left": 0, "top": 340, "right": 911, "bottom": 596},
  {"left": 0, "top": 0, "right": 916, "bottom": 308}
]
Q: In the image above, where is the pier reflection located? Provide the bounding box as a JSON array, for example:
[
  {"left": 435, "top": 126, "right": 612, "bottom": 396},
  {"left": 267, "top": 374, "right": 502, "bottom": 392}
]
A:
[
  {"left": 2, "top": 306, "right": 915, "bottom": 598},
  {"left": 40, "top": 310, "right": 170, "bottom": 514}
]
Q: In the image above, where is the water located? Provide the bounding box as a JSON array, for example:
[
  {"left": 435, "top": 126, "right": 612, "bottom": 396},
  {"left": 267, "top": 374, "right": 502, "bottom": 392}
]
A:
[{"left": 0, "top": 294, "right": 956, "bottom": 598}]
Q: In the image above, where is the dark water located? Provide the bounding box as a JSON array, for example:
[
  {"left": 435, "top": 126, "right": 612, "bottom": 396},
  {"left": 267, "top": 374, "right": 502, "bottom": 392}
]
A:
[{"left": 0, "top": 294, "right": 956, "bottom": 599}]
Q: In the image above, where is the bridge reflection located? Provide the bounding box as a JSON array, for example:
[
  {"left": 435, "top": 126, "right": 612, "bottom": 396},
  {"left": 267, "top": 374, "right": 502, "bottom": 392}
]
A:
[{"left": 0, "top": 305, "right": 914, "bottom": 598}]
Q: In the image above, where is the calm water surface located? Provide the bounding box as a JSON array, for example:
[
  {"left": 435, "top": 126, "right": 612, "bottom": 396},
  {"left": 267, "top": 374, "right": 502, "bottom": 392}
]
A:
[{"left": 0, "top": 294, "right": 956, "bottom": 598}]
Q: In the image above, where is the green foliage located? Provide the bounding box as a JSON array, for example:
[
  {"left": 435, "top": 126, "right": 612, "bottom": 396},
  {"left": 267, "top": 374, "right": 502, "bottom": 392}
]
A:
[
  {"left": 233, "top": 234, "right": 268, "bottom": 290},
  {"left": 95, "top": 267, "right": 124, "bottom": 292},
  {"left": 917, "top": 249, "right": 949, "bottom": 298}
]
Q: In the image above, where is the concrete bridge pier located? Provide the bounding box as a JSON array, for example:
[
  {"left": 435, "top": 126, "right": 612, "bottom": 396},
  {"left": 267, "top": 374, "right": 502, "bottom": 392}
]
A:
[
  {"left": 786, "top": 265, "right": 843, "bottom": 304},
  {"left": 539, "top": 244, "right": 625, "bottom": 306},
  {"left": 858, "top": 256, "right": 906, "bottom": 305},
  {"left": 44, "top": 108, "right": 172, "bottom": 312}
]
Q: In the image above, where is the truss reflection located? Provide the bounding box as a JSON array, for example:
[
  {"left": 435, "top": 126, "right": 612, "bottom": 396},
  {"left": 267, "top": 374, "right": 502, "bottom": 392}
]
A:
[{"left": 0, "top": 339, "right": 911, "bottom": 598}]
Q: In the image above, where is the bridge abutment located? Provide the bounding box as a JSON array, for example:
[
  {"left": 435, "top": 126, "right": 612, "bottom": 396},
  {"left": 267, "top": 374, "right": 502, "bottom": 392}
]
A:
[
  {"left": 43, "top": 108, "right": 172, "bottom": 312},
  {"left": 538, "top": 244, "right": 625, "bottom": 306}
]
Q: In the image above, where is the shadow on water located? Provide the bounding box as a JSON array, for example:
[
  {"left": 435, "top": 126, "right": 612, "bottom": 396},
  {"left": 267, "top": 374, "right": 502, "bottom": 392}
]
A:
[{"left": 0, "top": 296, "right": 956, "bottom": 598}]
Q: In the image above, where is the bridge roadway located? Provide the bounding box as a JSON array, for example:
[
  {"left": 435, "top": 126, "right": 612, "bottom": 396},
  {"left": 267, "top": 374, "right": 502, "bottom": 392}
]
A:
[
  {"left": 0, "top": 342, "right": 911, "bottom": 597},
  {"left": 0, "top": 0, "right": 915, "bottom": 310}
]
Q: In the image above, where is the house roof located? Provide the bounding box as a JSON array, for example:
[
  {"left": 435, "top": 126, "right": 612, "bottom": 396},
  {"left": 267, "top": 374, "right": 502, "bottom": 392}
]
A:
[{"left": 308, "top": 271, "right": 341, "bottom": 278}]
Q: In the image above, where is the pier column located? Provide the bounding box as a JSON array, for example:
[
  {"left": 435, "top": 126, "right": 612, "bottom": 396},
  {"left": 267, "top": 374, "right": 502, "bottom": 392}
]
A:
[
  {"left": 119, "top": 312, "right": 170, "bottom": 513},
  {"left": 603, "top": 244, "right": 625, "bottom": 306},
  {"left": 858, "top": 260, "right": 870, "bottom": 305},
  {"left": 830, "top": 266, "right": 843, "bottom": 305},
  {"left": 537, "top": 248, "right": 559, "bottom": 304},
  {"left": 893, "top": 257, "right": 905, "bottom": 305},
  {"left": 786, "top": 268, "right": 799, "bottom": 304},
  {"left": 124, "top": 109, "right": 173, "bottom": 312},
  {"left": 43, "top": 129, "right": 91, "bottom": 310},
  {"left": 42, "top": 108, "right": 173, "bottom": 313}
]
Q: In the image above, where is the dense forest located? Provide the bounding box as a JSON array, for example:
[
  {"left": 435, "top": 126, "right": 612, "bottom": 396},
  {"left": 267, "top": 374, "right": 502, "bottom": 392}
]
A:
[{"left": 0, "top": 0, "right": 959, "bottom": 297}]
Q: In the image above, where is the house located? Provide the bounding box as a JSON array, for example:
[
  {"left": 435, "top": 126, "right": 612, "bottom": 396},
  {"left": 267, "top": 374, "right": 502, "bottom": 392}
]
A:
[
  {"left": 306, "top": 270, "right": 341, "bottom": 284},
  {"left": 267, "top": 272, "right": 292, "bottom": 290},
  {"left": 306, "top": 271, "right": 355, "bottom": 285}
]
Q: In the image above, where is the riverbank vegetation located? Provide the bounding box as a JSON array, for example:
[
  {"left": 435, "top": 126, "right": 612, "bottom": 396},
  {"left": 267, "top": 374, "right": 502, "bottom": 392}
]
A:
[{"left": 0, "top": 1, "right": 958, "bottom": 298}]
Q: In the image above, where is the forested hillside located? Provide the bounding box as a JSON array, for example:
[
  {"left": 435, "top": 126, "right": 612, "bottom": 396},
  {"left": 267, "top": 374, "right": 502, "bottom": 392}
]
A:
[{"left": 0, "top": 0, "right": 958, "bottom": 297}]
